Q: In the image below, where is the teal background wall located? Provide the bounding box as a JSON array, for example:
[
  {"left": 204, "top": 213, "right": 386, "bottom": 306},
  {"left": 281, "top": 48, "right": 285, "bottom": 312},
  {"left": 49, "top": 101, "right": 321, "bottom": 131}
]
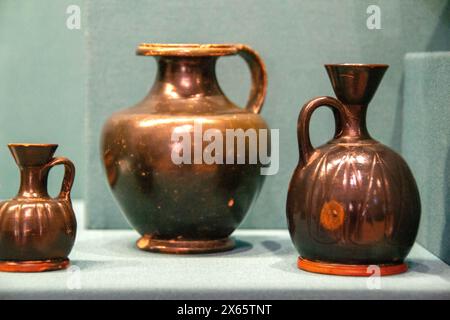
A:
[
  {"left": 0, "top": 0, "right": 84, "bottom": 198},
  {"left": 403, "top": 52, "right": 450, "bottom": 265},
  {"left": 85, "top": 0, "right": 449, "bottom": 229}
]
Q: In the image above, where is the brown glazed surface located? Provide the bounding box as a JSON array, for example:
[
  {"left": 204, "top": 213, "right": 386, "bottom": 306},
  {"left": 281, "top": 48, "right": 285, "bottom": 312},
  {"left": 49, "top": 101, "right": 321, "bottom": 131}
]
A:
[
  {"left": 101, "top": 44, "right": 268, "bottom": 253},
  {"left": 286, "top": 64, "right": 420, "bottom": 275},
  {"left": 0, "top": 144, "right": 76, "bottom": 272}
]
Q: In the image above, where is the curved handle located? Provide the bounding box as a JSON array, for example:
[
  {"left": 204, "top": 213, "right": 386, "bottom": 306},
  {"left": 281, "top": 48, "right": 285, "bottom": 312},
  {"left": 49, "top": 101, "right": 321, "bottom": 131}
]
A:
[
  {"left": 45, "top": 157, "right": 75, "bottom": 200},
  {"left": 298, "top": 96, "right": 347, "bottom": 165},
  {"left": 234, "top": 44, "right": 268, "bottom": 114}
]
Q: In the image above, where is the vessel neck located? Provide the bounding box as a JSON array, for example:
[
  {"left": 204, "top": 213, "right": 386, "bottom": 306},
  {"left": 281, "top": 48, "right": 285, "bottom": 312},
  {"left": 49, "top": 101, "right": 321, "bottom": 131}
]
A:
[
  {"left": 149, "top": 56, "right": 223, "bottom": 99},
  {"left": 17, "top": 166, "right": 50, "bottom": 198},
  {"left": 340, "top": 104, "right": 371, "bottom": 140}
]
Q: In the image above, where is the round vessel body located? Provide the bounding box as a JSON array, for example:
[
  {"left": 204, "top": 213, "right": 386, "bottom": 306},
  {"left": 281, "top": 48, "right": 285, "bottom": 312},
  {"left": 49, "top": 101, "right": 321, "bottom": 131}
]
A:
[{"left": 287, "top": 139, "right": 420, "bottom": 275}]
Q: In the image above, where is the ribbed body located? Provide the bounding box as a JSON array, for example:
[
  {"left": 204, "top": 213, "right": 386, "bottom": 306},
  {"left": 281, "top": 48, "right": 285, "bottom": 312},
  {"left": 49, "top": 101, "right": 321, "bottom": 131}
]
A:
[{"left": 287, "top": 139, "right": 420, "bottom": 264}]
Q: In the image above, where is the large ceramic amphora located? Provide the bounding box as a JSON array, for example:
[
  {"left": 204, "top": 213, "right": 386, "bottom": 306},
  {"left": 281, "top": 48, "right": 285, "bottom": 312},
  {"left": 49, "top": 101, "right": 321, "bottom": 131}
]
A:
[
  {"left": 101, "top": 44, "right": 269, "bottom": 253},
  {"left": 0, "top": 144, "right": 76, "bottom": 272},
  {"left": 286, "top": 64, "right": 420, "bottom": 276}
]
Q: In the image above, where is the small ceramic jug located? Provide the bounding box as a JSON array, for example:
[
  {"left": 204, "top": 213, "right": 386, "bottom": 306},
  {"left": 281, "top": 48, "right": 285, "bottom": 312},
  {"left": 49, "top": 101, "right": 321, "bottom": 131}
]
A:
[
  {"left": 0, "top": 144, "right": 76, "bottom": 272},
  {"left": 286, "top": 64, "right": 421, "bottom": 276}
]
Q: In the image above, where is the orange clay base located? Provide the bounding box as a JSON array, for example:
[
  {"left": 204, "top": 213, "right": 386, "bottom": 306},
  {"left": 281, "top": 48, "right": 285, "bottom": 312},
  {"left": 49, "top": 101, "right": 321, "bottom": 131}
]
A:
[
  {"left": 137, "top": 236, "right": 235, "bottom": 254},
  {"left": 0, "top": 258, "right": 70, "bottom": 273},
  {"left": 298, "top": 257, "right": 407, "bottom": 276}
]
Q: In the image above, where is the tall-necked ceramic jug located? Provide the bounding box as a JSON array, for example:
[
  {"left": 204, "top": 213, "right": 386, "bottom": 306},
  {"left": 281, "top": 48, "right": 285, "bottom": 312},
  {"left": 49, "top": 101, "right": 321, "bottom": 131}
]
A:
[
  {"left": 101, "top": 44, "right": 268, "bottom": 254},
  {"left": 0, "top": 144, "right": 76, "bottom": 272},
  {"left": 287, "top": 64, "right": 420, "bottom": 276}
]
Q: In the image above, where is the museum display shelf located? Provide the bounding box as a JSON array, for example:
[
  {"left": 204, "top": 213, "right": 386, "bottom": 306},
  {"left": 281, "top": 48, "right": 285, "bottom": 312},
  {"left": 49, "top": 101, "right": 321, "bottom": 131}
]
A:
[{"left": 0, "top": 201, "right": 449, "bottom": 300}]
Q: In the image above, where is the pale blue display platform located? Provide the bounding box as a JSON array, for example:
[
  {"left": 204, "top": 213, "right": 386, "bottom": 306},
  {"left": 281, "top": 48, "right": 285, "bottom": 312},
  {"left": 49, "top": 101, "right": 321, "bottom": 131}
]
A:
[{"left": 1, "top": 202, "right": 450, "bottom": 300}]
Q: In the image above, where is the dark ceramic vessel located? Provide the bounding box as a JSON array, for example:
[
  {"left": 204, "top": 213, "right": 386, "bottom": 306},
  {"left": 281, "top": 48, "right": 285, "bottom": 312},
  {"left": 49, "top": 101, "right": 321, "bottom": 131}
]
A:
[
  {"left": 286, "top": 64, "right": 421, "bottom": 276},
  {"left": 0, "top": 144, "right": 76, "bottom": 272},
  {"left": 101, "top": 44, "right": 268, "bottom": 254}
]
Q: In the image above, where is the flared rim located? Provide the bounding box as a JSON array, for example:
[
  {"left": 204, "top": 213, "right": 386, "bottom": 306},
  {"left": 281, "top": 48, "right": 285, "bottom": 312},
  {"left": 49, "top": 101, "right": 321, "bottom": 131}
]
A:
[
  {"left": 325, "top": 63, "right": 389, "bottom": 68},
  {"left": 136, "top": 43, "right": 239, "bottom": 57}
]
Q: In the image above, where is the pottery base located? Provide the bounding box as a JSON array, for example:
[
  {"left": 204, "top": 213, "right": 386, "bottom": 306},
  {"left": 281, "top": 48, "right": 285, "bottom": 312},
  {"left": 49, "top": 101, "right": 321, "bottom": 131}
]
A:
[
  {"left": 297, "top": 257, "right": 407, "bottom": 276},
  {"left": 136, "top": 236, "right": 235, "bottom": 254},
  {"left": 0, "top": 258, "right": 70, "bottom": 273}
]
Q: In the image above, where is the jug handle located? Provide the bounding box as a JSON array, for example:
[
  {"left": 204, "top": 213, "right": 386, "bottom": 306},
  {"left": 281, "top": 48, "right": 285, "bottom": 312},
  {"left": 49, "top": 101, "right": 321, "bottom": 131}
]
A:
[
  {"left": 297, "top": 96, "right": 347, "bottom": 164},
  {"left": 235, "top": 45, "right": 267, "bottom": 114},
  {"left": 45, "top": 157, "right": 75, "bottom": 201}
]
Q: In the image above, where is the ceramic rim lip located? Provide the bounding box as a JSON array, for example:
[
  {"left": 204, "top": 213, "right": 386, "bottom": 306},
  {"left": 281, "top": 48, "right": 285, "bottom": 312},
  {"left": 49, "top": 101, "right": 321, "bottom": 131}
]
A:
[
  {"left": 325, "top": 63, "right": 389, "bottom": 68},
  {"left": 136, "top": 43, "right": 239, "bottom": 57},
  {"left": 8, "top": 143, "right": 58, "bottom": 148}
]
